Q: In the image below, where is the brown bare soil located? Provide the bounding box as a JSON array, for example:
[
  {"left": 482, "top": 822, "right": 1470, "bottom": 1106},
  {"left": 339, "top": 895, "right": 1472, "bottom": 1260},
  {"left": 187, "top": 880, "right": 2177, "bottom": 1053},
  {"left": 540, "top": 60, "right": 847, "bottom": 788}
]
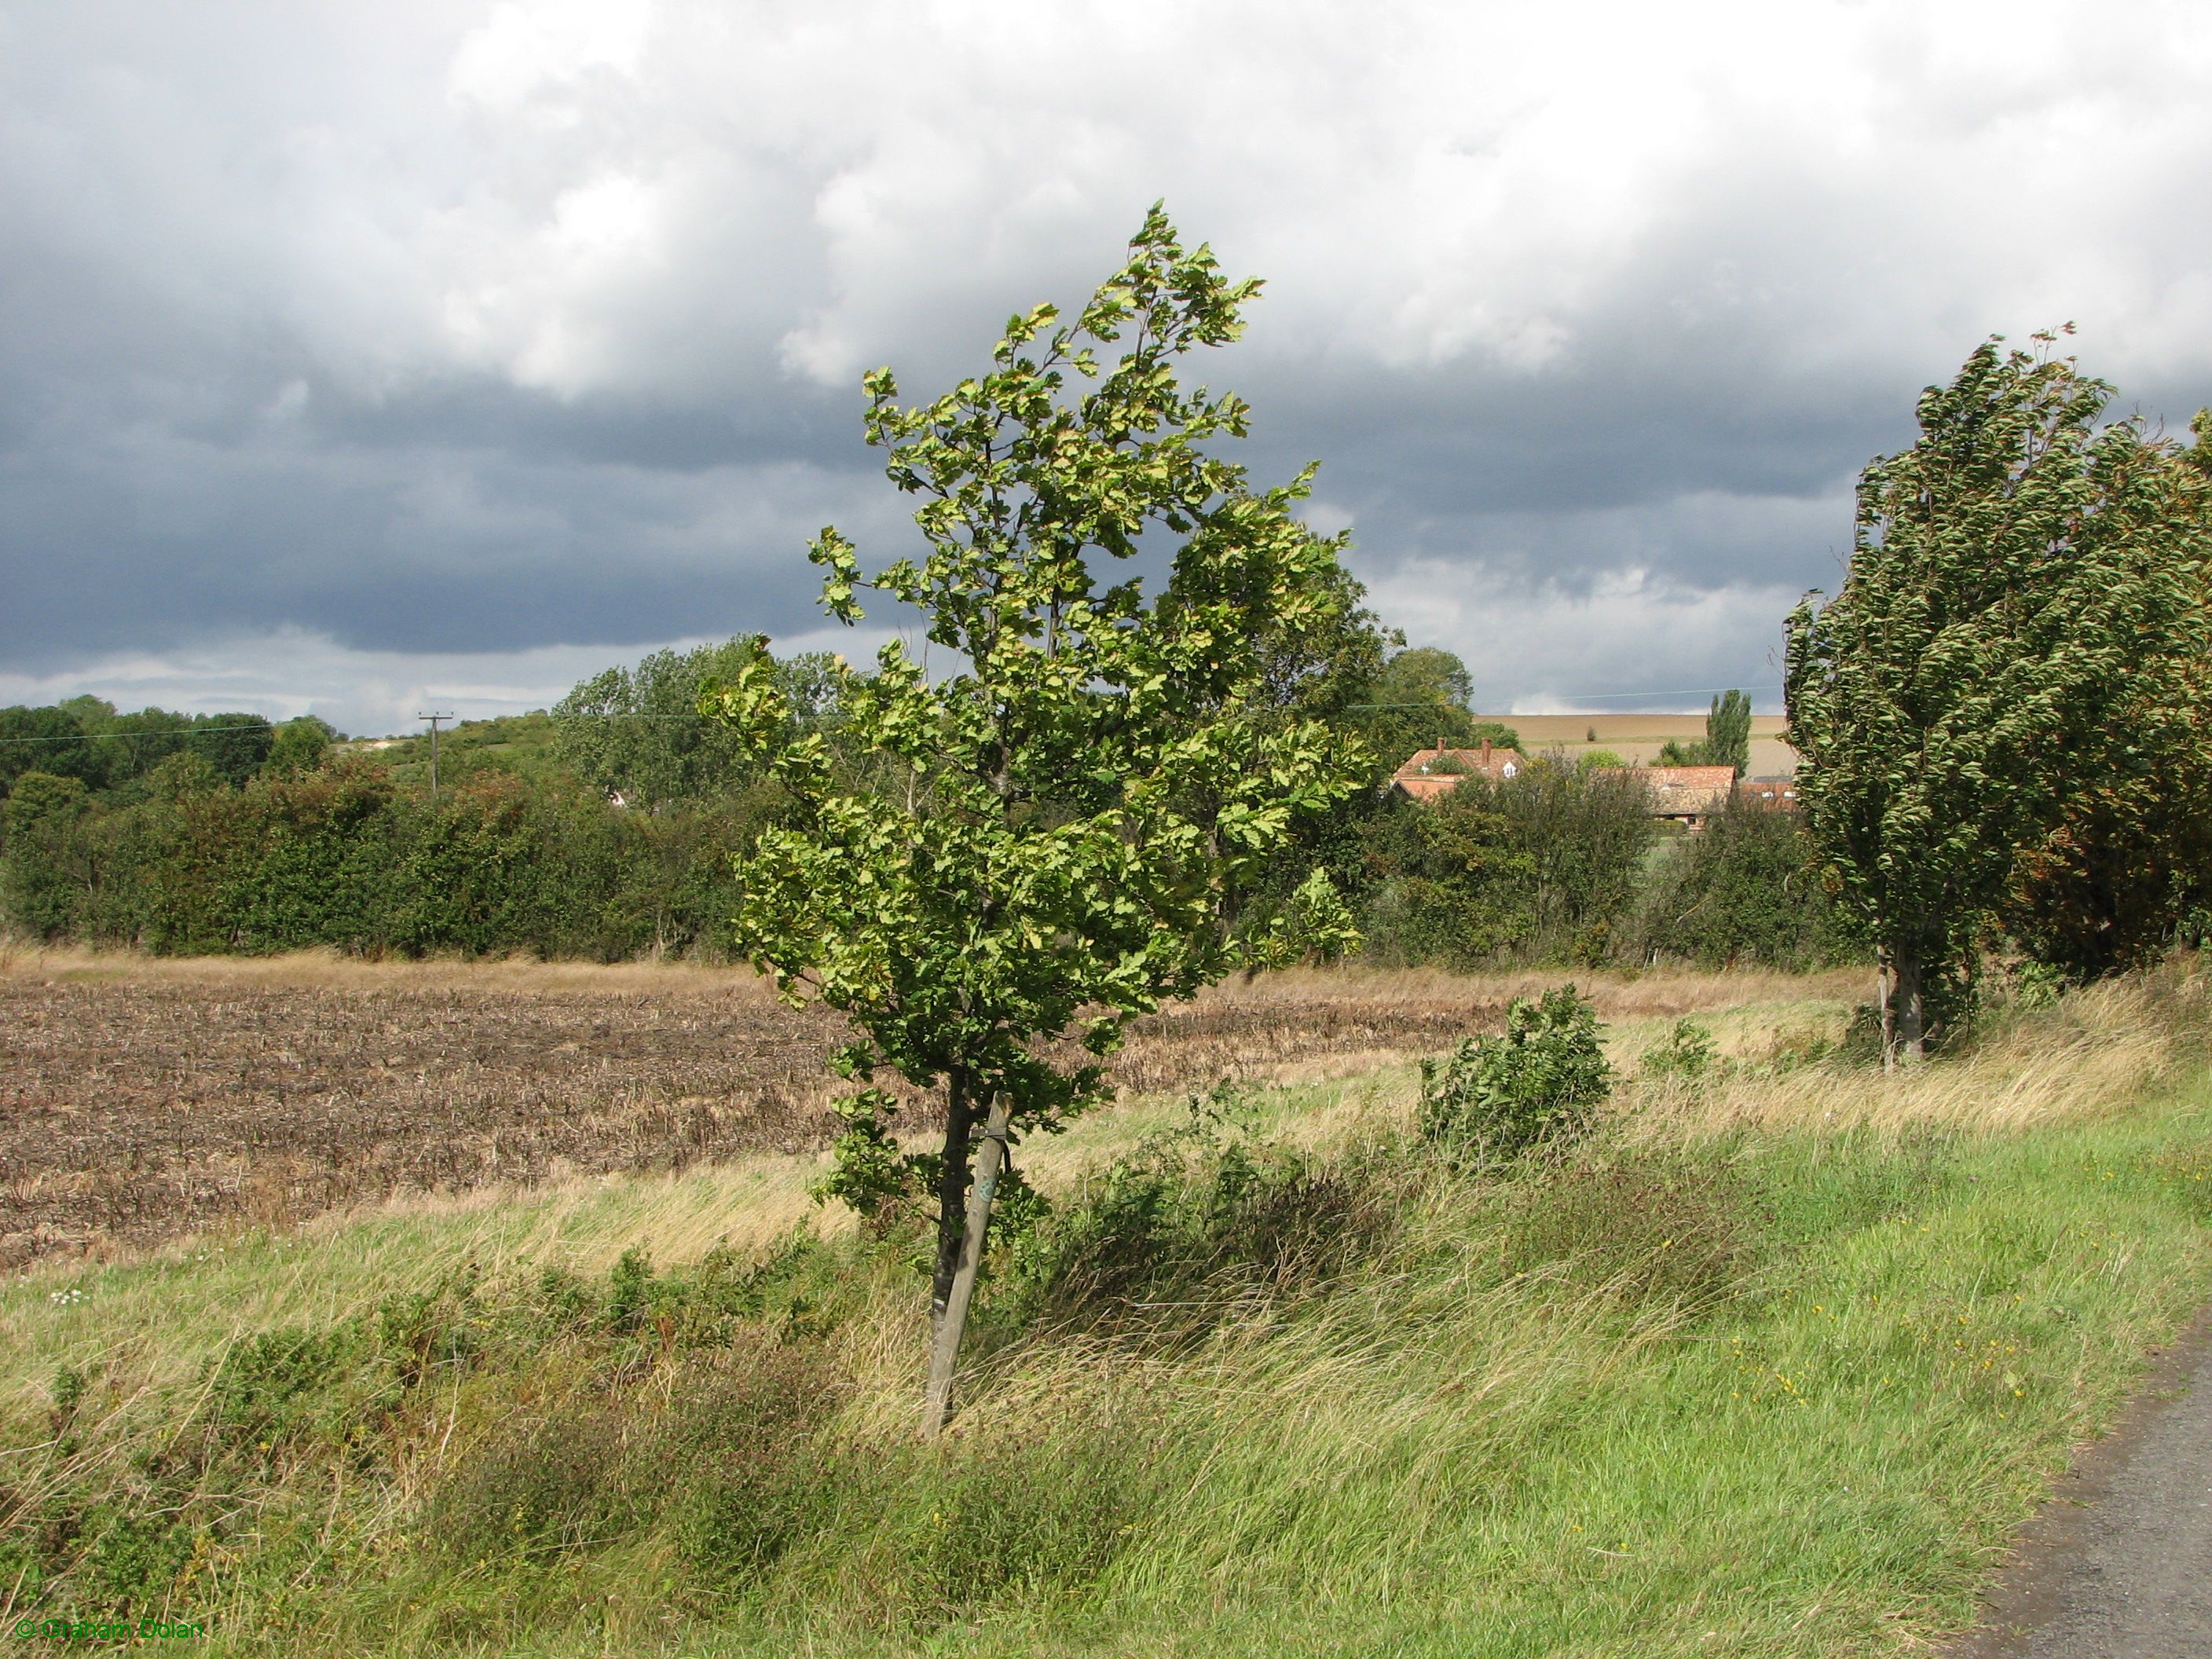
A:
[{"left": 0, "top": 947, "right": 1860, "bottom": 1268}]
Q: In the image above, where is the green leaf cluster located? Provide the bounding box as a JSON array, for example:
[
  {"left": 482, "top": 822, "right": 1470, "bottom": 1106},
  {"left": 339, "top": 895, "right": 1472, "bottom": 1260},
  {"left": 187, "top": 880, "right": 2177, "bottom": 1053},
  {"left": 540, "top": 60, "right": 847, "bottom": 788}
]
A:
[
  {"left": 1785, "top": 335, "right": 2212, "bottom": 1048},
  {"left": 703, "top": 206, "right": 1371, "bottom": 1206},
  {"left": 1418, "top": 985, "right": 1612, "bottom": 1163}
]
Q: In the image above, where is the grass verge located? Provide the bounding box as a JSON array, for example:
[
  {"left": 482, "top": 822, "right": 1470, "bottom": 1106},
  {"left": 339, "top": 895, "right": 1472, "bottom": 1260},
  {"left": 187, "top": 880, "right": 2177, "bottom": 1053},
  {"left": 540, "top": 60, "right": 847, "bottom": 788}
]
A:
[{"left": 4, "top": 971, "right": 2210, "bottom": 1657}]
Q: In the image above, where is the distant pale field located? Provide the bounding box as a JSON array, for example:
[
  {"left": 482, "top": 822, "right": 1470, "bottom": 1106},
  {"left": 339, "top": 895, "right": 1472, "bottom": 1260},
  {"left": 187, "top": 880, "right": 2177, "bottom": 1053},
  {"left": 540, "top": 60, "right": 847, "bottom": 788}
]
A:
[{"left": 1483, "top": 710, "right": 1796, "bottom": 776}]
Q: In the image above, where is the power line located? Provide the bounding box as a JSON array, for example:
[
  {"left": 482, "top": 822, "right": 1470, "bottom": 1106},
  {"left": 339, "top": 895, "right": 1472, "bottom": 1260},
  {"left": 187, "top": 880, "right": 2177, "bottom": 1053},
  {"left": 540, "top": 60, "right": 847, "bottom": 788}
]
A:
[
  {"left": 1475, "top": 685, "right": 1783, "bottom": 704},
  {"left": 0, "top": 721, "right": 282, "bottom": 749}
]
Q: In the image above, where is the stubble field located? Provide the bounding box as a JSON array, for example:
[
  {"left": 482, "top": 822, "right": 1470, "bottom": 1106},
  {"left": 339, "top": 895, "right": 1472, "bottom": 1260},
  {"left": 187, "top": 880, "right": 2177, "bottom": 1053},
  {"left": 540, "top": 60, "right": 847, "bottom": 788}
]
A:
[{"left": 0, "top": 947, "right": 1857, "bottom": 1269}]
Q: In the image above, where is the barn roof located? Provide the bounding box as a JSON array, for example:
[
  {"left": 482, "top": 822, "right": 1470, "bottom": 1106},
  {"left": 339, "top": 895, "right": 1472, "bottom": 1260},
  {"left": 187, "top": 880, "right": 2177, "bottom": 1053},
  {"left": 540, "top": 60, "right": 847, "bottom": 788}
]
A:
[{"left": 1598, "top": 764, "right": 1738, "bottom": 818}]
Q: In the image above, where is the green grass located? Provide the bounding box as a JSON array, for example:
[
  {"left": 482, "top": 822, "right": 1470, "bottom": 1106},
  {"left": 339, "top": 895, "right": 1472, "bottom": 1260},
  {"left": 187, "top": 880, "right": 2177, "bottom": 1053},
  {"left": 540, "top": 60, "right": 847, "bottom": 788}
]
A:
[
  {"left": 5, "top": 978, "right": 2212, "bottom": 1657},
  {"left": 342, "top": 712, "right": 569, "bottom": 790}
]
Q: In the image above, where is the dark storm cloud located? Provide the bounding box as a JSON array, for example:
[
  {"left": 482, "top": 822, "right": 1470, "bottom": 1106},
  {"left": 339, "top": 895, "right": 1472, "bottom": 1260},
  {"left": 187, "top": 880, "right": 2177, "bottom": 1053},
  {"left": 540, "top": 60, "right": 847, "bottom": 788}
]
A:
[
  {"left": 0, "top": 423, "right": 892, "bottom": 665},
  {"left": 4, "top": 0, "right": 2212, "bottom": 733}
]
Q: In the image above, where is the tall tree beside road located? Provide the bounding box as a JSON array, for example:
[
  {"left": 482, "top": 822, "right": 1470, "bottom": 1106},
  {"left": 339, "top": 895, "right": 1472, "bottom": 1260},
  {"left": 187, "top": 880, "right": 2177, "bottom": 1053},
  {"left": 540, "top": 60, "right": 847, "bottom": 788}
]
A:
[{"left": 1785, "top": 334, "right": 2211, "bottom": 1059}]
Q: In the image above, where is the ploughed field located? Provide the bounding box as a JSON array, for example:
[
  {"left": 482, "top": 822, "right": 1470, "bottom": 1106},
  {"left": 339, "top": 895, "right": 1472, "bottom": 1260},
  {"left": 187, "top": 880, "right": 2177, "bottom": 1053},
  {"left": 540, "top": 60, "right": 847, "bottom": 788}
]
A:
[
  {"left": 0, "top": 955, "right": 1469, "bottom": 1267},
  {"left": 2, "top": 951, "right": 1849, "bottom": 1269}
]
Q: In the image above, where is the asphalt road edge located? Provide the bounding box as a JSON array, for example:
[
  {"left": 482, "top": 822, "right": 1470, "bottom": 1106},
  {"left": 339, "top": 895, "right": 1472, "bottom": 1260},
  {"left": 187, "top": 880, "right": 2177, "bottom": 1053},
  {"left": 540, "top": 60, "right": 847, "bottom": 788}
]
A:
[{"left": 1943, "top": 1302, "right": 2212, "bottom": 1656}]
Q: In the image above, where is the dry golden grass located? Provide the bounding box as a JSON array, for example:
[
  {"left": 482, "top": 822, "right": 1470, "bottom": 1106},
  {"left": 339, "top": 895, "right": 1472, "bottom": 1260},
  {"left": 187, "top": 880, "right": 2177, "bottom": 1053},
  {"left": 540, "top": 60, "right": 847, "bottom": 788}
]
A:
[
  {"left": 1629, "top": 969, "right": 2212, "bottom": 1140},
  {"left": 0, "top": 941, "right": 785, "bottom": 997}
]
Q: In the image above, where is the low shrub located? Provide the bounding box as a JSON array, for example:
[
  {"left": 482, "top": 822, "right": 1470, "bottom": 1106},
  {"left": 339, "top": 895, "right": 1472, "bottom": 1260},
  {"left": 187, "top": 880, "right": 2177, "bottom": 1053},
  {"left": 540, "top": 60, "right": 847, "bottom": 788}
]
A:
[
  {"left": 1640, "top": 1016, "right": 1719, "bottom": 1081},
  {"left": 1419, "top": 984, "right": 1613, "bottom": 1163},
  {"left": 989, "top": 1093, "right": 1396, "bottom": 1345}
]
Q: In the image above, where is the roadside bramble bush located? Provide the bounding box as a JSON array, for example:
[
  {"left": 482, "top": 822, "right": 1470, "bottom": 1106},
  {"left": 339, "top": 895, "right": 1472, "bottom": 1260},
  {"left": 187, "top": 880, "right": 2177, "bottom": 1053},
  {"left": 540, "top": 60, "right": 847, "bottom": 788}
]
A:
[{"left": 1419, "top": 983, "right": 1612, "bottom": 1163}]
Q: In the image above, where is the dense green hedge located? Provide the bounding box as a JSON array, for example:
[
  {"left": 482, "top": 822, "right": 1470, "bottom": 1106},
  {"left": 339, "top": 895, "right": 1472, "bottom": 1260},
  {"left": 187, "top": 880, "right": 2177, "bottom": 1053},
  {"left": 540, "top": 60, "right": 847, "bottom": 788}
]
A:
[
  {"left": 2, "top": 755, "right": 1856, "bottom": 970},
  {"left": 1629, "top": 793, "right": 1859, "bottom": 970},
  {"left": 0, "top": 650, "right": 1857, "bottom": 972},
  {"left": 1, "top": 756, "right": 781, "bottom": 961},
  {"left": 2, "top": 749, "right": 1859, "bottom": 970}
]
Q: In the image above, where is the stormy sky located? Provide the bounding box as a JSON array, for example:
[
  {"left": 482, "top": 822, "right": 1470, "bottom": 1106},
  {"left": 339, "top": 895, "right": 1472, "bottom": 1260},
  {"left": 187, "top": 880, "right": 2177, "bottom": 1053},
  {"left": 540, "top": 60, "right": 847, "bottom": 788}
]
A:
[{"left": 4, "top": 1, "right": 2210, "bottom": 735}]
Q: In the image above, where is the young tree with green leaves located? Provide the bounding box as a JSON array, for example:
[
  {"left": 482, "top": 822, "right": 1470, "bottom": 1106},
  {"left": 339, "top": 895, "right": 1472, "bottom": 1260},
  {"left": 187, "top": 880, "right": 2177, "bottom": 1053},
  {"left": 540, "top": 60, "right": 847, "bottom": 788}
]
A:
[
  {"left": 702, "top": 208, "right": 1369, "bottom": 1434},
  {"left": 1785, "top": 334, "right": 2210, "bottom": 1060}
]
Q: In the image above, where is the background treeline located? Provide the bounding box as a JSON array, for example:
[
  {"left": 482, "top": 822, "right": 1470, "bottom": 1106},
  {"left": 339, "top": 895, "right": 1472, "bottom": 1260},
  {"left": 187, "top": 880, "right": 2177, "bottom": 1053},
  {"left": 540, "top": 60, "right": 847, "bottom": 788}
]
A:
[
  {"left": 0, "top": 646, "right": 819, "bottom": 961},
  {"left": 0, "top": 623, "right": 1851, "bottom": 970},
  {"left": 2, "top": 758, "right": 771, "bottom": 961},
  {"left": 1337, "top": 760, "right": 1853, "bottom": 972},
  {"left": 0, "top": 698, "right": 333, "bottom": 797}
]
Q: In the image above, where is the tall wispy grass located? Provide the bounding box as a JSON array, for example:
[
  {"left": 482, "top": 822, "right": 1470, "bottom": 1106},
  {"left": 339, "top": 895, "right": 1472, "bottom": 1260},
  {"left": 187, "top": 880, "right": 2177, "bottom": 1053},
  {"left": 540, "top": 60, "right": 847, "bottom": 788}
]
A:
[
  {"left": 4, "top": 965, "right": 2210, "bottom": 1656},
  {"left": 1632, "top": 965, "right": 2212, "bottom": 1138}
]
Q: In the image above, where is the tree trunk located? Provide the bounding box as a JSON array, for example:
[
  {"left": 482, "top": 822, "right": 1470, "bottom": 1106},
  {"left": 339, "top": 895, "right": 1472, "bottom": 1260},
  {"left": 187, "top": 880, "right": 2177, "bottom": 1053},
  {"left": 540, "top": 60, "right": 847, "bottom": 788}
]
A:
[
  {"left": 1891, "top": 948, "right": 1927, "bottom": 1064},
  {"left": 1877, "top": 953, "right": 1894, "bottom": 1071},
  {"left": 927, "top": 1071, "right": 977, "bottom": 1350},
  {"left": 922, "top": 1091, "right": 1013, "bottom": 1439}
]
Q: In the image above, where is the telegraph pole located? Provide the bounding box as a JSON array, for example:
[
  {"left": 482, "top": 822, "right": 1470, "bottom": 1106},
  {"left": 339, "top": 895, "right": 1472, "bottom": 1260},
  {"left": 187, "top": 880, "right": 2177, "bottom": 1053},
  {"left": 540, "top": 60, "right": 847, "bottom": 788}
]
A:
[{"left": 416, "top": 711, "right": 454, "bottom": 804}]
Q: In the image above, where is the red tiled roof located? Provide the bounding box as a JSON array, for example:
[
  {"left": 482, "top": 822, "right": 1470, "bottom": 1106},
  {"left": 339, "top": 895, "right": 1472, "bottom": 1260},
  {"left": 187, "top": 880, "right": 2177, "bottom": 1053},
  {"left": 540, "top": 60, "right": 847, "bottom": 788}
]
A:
[
  {"left": 1640, "top": 765, "right": 1738, "bottom": 791},
  {"left": 1393, "top": 775, "right": 1467, "bottom": 803},
  {"left": 1390, "top": 745, "right": 1527, "bottom": 796},
  {"left": 1598, "top": 764, "right": 1738, "bottom": 818}
]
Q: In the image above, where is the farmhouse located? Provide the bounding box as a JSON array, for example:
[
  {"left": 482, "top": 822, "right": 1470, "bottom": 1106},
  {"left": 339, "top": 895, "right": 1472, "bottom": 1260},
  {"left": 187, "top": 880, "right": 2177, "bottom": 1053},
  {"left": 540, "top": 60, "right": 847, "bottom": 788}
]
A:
[
  {"left": 1389, "top": 739, "right": 1525, "bottom": 801},
  {"left": 1390, "top": 743, "right": 1748, "bottom": 829},
  {"left": 1606, "top": 764, "right": 1738, "bottom": 829}
]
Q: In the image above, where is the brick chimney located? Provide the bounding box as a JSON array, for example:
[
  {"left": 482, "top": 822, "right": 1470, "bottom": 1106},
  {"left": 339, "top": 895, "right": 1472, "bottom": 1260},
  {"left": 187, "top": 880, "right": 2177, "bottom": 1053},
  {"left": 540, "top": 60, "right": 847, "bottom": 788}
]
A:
[{"left": 1481, "top": 737, "right": 1492, "bottom": 770}]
